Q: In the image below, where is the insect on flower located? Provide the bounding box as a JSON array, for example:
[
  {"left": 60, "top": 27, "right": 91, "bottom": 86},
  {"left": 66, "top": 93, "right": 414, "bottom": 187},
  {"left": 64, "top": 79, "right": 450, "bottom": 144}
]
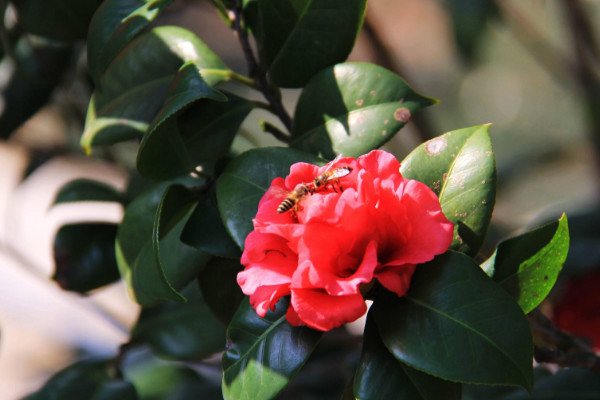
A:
[{"left": 277, "top": 155, "right": 353, "bottom": 214}]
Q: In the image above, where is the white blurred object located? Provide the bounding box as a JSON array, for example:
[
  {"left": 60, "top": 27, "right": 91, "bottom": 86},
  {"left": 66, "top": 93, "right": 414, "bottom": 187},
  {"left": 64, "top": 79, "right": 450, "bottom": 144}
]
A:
[{"left": 0, "top": 142, "right": 139, "bottom": 399}]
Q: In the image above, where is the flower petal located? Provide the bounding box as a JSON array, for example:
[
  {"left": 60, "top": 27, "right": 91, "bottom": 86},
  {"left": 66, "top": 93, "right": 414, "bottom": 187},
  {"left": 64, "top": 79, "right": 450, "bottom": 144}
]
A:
[{"left": 290, "top": 289, "right": 367, "bottom": 331}]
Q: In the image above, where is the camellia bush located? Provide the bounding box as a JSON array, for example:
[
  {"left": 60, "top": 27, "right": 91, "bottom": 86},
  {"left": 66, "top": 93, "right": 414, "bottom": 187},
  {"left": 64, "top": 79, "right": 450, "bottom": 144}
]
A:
[{"left": 8, "top": 0, "right": 599, "bottom": 399}]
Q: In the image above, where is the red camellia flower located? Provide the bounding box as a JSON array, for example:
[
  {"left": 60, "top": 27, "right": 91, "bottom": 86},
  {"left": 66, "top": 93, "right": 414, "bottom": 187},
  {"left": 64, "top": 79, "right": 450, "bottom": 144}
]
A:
[{"left": 238, "top": 150, "right": 454, "bottom": 331}]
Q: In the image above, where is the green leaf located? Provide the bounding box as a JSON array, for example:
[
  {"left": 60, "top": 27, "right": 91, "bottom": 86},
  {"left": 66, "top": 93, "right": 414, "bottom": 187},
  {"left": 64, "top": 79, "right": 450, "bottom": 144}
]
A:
[
  {"left": 482, "top": 213, "right": 569, "bottom": 313},
  {"left": 0, "top": 37, "right": 73, "bottom": 139},
  {"left": 54, "top": 179, "right": 126, "bottom": 205},
  {"left": 15, "top": 0, "right": 101, "bottom": 41},
  {"left": 373, "top": 251, "right": 533, "bottom": 391},
  {"left": 53, "top": 223, "right": 120, "bottom": 293},
  {"left": 136, "top": 65, "right": 256, "bottom": 179},
  {"left": 132, "top": 283, "right": 226, "bottom": 361},
  {"left": 122, "top": 351, "right": 221, "bottom": 400},
  {"left": 81, "top": 26, "right": 230, "bottom": 150},
  {"left": 198, "top": 257, "right": 245, "bottom": 326},
  {"left": 254, "top": 0, "right": 366, "bottom": 87},
  {"left": 23, "top": 358, "right": 137, "bottom": 400},
  {"left": 115, "top": 177, "right": 210, "bottom": 306},
  {"left": 291, "top": 63, "right": 437, "bottom": 159},
  {"left": 355, "top": 313, "right": 461, "bottom": 400},
  {"left": 216, "top": 147, "right": 322, "bottom": 249},
  {"left": 400, "top": 124, "right": 496, "bottom": 256},
  {"left": 222, "top": 297, "right": 322, "bottom": 400},
  {"left": 181, "top": 186, "right": 241, "bottom": 259},
  {"left": 87, "top": 0, "right": 175, "bottom": 85}
]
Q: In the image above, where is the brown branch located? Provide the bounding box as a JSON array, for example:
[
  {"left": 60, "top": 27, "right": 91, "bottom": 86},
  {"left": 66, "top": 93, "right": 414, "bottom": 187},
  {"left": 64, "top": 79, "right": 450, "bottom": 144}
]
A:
[
  {"left": 528, "top": 309, "right": 600, "bottom": 373},
  {"left": 361, "top": 14, "right": 435, "bottom": 143},
  {"left": 230, "top": 7, "right": 293, "bottom": 135}
]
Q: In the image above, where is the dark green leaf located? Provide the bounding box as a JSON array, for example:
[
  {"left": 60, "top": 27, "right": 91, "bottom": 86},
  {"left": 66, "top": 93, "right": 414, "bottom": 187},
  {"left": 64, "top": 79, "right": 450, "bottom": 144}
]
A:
[
  {"left": 254, "top": 0, "right": 367, "bottom": 87},
  {"left": 132, "top": 283, "right": 226, "bottom": 361},
  {"left": 222, "top": 297, "right": 322, "bottom": 400},
  {"left": 291, "top": 63, "right": 437, "bottom": 159},
  {"left": 87, "top": 0, "right": 175, "bottom": 85},
  {"left": 115, "top": 177, "right": 210, "bottom": 306},
  {"left": 198, "top": 257, "right": 245, "bottom": 326},
  {"left": 447, "top": 0, "right": 498, "bottom": 60},
  {"left": 54, "top": 179, "right": 126, "bottom": 205},
  {"left": 482, "top": 214, "right": 569, "bottom": 313},
  {"left": 400, "top": 124, "right": 496, "bottom": 256},
  {"left": 136, "top": 66, "right": 255, "bottom": 179},
  {"left": 81, "top": 26, "right": 230, "bottom": 150},
  {"left": 15, "top": 0, "right": 101, "bottom": 41},
  {"left": 0, "top": 37, "right": 72, "bottom": 139},
  {"left": 374, "top": 251, "right": 533, "bottom": 391},
  {"left": 53, "top": 223, "right": 120, "bottom": 293},
  {"left": 23, "top": 358, "right": 137, "bottom": 400},
  {"left": 355, "top": 313, "right": 461, "bottom": 400},
  {"left": 182, "top": 187, "right": 241, "bottom": 259},
  {"left": 216, "top": 147, "right": 322, "bottom": 248}
]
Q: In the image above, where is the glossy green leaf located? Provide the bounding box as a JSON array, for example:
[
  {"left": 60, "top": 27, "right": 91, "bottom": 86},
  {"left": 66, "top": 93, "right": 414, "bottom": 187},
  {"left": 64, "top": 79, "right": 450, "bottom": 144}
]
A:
[
  {"left": 0, "top": 37, "right": 72, "bottom": 139},
  {"left": 54, "top": 179, "right": 126, "bottom": 205},
  {"left": 115, "top": 177, "right": 210, "bottom": 306},
  {"left": 222, "top": 298, "right": 322, "bottom": 400},
  {"left": 198, "top": 257, "right": 245, "bottom": 326},
  {"left": 182, "top": 187, "right": 241, "bottom": 259},
  {"left": 87, "top": 0, "right": 175, "bottom": 85},
  {"left": 132, "top": 283, "right": 226, "bottom": 361},
  {"left": 53, "top": 223, "right": 120, "bottom": 293},
  {"left": 481, "top": 214, "right": 569, "bottom": 313},
  {"left": 400, "top": 124, "right": 496, "bottom": 256},
  {"left": 373, "top": 251, "right": 533, "bottom": 391},
  {"left": 216, "top": 147, "right": 322, "bottom": 248},
  {"left": 291, "top": 63, "right": 437, "bottom": 159},
  {"left": 122, "top": 349, "right": 221, "bottom": 400},
  {"left": 15, "top": 0, "right": 101, "bottom": 41},
  {"left": 254, "top": 0, "right": 366, "bottom": 87},
  {"left": 136, "top": 66, "right": 256, "bottom": 179},
  {"left": 81, "top": 26, "right": 230, "bottom": 150},
  {"left": 23, "top": 358, "right": 137, "bottom": 400},
  {"left": 355, "top": 313, "right": 461, "bottom": 400}
]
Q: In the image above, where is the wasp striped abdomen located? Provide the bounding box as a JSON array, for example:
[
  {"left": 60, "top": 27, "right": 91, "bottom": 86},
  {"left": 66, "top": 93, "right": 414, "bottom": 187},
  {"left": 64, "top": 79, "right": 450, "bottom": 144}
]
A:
[{"left": 277, "top": 184, "right": 312, "bottom": 214}]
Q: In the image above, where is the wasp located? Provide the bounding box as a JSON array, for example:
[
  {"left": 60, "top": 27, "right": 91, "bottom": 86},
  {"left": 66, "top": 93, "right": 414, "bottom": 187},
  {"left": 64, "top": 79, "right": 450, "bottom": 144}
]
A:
[
  {"left": 313, "top": 166, "right": 353, "bottom": 191},
  {"left": 277, "top": 157, "right": 353, "bottom": 214},
  {"left": 277, "top": 183, "right": 313, "bottom": 214}
]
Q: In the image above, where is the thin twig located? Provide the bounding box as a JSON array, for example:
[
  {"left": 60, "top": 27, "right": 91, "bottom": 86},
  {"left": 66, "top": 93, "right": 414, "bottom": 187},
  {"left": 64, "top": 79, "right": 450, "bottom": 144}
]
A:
[
  {"left": 560, "top": 0, "right": 600, "bottom": 174},
  {"left": 260, "top": 120, "right": 291, "bottom": 143},
  {"left": 230, "top": 7, "right": 293, "bottom": 135},
  {"left": 361, "top": 13, "right": 435, "bottom": 143},
  {"left": 528, "top": 309, "right": 600, "bottom": 373}
]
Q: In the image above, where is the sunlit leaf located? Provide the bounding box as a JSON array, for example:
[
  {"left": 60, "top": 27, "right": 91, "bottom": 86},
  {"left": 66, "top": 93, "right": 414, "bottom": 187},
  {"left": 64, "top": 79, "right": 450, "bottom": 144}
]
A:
[
  {"left": 482, "top": 213, "right": 569, "bottom": 313},
  {"left": 374, "top": 251, "right": 533, "bottom": 391},
  {"left": 291, "top": 63, "right": 437, "bottom": 158},
  {"left": 400, "top": 124, "right": 496, "bottom": 256},
  {"left": 222, "top": 298, "right": 322, "bottom": 400},
  {"left": 81, "top": 26, "right": 230, "bottom": 150},
  {"left": 87, "top": 0, "right": 175, "bottom": 84}
]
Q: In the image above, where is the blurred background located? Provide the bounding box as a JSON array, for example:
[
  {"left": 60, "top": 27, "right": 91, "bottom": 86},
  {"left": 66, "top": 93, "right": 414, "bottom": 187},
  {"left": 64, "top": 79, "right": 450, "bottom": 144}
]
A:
[{"left": 1, "top": 0, "right": 599, "bottom": 398}]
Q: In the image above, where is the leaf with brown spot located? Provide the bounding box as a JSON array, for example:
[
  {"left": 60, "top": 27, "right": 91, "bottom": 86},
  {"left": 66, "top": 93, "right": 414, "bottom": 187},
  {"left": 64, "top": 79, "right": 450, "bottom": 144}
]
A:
[
  {"left": 481, "top": 213, "right": 569, "bottom": 313},
  {"left": 401, "top": 124, "right": 496, "bottom": 256}
]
